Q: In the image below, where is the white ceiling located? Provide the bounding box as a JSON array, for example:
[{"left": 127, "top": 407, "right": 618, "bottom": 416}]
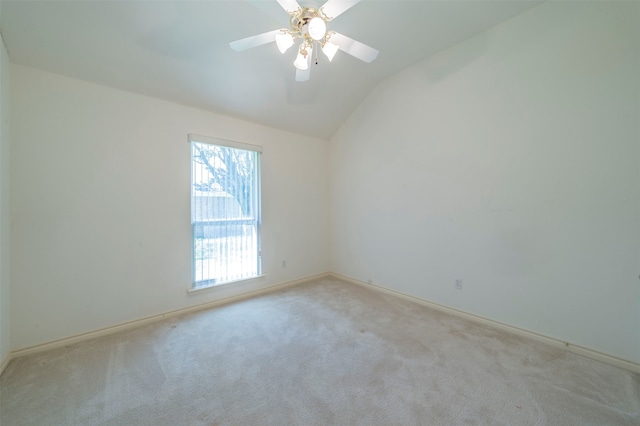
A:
[{"left": 1, "top": 0, "right": 542, "bottom": 140}]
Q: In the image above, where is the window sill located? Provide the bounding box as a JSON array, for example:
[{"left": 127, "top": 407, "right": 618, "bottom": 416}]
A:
[{"left": 187, "top": 274, "right": 266, "bottom": 295}]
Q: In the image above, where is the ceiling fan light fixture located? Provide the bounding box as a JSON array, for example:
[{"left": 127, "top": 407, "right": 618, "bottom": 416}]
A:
[
  {"left": 322, "top": 41, "right": 339, "bottom": 61},
  {"left": 275, "top": 32, "right": 295, "bottom": 53},
  {"left": 308, "top": 17, "right": 327, "bottom": 41},
  {"left": 294, "top": 44, "right": 311, "bottom": 70},
  {"left": 229, "top": 1, "right": 378, "bottom": 82}
]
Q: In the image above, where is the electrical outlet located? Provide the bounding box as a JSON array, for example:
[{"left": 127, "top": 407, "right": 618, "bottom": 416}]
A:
[{"left": 455, "top": 279, "right": 463, "bottom": 289}]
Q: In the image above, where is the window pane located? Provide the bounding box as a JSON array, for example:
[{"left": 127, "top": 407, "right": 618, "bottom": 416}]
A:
[{"left": 191, "top": 140, "right": 261, "bottom": 287}]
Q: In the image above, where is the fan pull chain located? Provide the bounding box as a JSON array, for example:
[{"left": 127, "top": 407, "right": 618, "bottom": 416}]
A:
[{"left": 315, "top": 41, "right": 319, "bottom": 65}]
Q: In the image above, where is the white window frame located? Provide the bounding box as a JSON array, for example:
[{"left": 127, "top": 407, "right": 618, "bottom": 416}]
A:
[{"left": 189, "top": 134, "right": 262, "bottom": 290}]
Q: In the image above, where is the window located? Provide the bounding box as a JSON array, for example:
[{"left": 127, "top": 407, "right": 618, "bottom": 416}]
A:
[{"left": 189, "top": 134, "right": 262, "bottom": 289}]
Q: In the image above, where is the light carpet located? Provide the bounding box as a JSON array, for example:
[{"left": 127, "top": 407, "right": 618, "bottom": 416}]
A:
[{"left": 1, "top": 277, "right": 639, "bottom": 425}]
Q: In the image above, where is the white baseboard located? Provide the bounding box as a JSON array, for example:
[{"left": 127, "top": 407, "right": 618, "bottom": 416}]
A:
[
  {"left": 330, "top": 273, "right": 640, "bottom": 374},
  {"left": 7, "top": 273, "right": 330, "bottom": 363},
  {"left": 5, "top": 271, "right": 638, "bottom": 376},
  {"left": 0, "top": 352, "right": 11, "bottom": 377}
]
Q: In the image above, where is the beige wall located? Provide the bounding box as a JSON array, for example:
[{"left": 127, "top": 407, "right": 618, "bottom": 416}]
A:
[
  {"left": 0, "top": 31, "right": 11, "bottom": 365},
  {"left": 330, "top": 2, "right": 640, "bottom": 363},
  {"left": 10, "top": 65, "right": 329, "bottom": 349}
]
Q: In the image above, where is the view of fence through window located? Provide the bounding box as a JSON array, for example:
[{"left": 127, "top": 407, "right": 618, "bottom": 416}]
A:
[{"left": 191, "top": 139, "right": 261, "bottom": 287}]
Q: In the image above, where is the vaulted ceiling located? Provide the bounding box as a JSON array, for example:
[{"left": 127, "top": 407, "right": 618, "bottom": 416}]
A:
[{"left": 1, "top": 0, "right": 542, "bottom": 139}]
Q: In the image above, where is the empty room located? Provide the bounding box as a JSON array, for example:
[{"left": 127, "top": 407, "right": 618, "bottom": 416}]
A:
[{"left": 0, "top": 0, "right": 639, "bottom": 424}]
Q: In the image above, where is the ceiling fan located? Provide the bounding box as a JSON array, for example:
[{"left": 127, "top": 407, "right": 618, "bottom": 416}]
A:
[{"left": 230, "top": 0, "right": 379, "bottom": 82}]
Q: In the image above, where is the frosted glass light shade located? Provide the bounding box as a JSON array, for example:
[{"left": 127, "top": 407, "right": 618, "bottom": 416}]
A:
[
  {"left": 294, "top": 46, "right": 311, "bottom": 70},
  {"left": 322, "top": 41, "right": 339, "bottom": 61},
  {"left": 308, "top": 17, "right": 326, "bottom": 41},
  {"left": 275, "top": 33, "right": 295, "bottom": 53}
]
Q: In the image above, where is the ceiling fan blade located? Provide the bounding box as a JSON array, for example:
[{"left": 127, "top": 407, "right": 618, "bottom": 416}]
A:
[
  {"left": 295, "top": 67, "right": 310, "bottom": 82},
  {"left": 229, "top": 29, "right": 283, "bottom": 52},
  {"left": 320, "top": 0, "right": 361, "bottom": 20},
  {"left": 276, "top": 0, "right": 301, "bottom": 14},
  {"left": 330, "top": 32, "right": 379, "bottom": 63}
]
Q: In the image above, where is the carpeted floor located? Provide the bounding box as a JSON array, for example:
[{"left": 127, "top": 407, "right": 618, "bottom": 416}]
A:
[{"left": 1, "top": 277, "right": 639, "bottom": 425}]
